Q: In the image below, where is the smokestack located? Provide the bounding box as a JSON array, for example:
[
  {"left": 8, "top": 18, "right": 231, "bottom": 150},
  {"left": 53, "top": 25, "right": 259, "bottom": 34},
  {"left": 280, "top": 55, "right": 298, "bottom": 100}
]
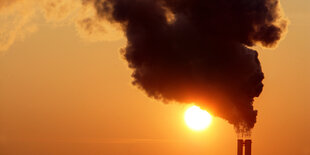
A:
[
  {"left": 245, "top": 139, "right": 252, "bottom": 155},
  {"left": 237, "top": 139, "right": 243, "bottom": 155},
  {"left": 237, "top": 139, "right": 252, "bottom": 155}
]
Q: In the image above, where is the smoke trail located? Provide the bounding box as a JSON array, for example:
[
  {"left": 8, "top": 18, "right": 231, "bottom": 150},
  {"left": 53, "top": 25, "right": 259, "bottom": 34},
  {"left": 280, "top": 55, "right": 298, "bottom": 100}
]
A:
[
  {"left": 87, "top": 0, "right": 287, "bottom": 132},
  {"left": 0, "top": 0, "right": 123, "bottom": 51}
]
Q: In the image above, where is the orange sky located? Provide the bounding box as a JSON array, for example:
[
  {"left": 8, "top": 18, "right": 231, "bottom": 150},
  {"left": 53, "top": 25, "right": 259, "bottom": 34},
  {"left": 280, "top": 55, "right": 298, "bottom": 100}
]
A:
[{"left": 0, "top": 0, "right": 309, "bottom": 155}]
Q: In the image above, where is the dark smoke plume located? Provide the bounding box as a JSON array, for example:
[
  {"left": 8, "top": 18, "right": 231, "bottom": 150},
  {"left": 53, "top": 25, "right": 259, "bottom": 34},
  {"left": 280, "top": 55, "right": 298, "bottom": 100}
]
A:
[{"left": 88, "top": 0, "right": 287, "bottom": 132}]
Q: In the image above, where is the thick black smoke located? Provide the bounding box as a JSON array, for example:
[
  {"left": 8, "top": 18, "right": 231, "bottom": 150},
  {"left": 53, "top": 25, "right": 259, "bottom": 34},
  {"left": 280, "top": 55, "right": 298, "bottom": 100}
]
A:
[{"left": 88, "top": 0, "right": 286, "bottom": 132}]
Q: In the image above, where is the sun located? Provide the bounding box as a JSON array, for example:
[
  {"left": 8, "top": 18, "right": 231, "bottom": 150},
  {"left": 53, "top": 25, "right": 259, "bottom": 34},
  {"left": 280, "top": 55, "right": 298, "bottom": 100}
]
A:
[{"left": 184, "top": 105, "right": 212, "bottom": 131}]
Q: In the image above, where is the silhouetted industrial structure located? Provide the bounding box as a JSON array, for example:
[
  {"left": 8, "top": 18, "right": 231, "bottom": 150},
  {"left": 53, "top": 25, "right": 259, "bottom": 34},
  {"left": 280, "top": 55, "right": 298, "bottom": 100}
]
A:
[{"left": 237, "top": 139, "right": 252, "bottom": 155}]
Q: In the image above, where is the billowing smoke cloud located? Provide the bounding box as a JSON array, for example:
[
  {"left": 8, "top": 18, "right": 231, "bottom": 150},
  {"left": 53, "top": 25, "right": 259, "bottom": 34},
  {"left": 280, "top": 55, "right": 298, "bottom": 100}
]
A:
[{"left": 87, "top": 0, "right": 287, "bottom": 132}]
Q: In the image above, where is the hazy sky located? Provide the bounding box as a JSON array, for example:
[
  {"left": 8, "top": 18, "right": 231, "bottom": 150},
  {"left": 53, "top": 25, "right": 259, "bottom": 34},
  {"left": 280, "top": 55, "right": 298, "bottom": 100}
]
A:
[{"left": 0, "top": 0, "right": 309, "bottom": 155}]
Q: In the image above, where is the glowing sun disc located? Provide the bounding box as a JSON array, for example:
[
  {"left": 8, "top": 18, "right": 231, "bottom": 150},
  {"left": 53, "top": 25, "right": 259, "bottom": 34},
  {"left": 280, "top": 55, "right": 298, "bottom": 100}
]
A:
[{"left": 185, "top": 105, "right": 212, "bottom": 131}]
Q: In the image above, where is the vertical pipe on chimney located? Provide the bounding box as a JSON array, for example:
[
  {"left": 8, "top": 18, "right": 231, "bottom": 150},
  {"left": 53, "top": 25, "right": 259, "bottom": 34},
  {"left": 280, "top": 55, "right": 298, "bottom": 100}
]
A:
[
  {"left": 245, "top": 139, "right": 251, "bottom": 155},
  {"left": 237, "top": 139, "right": 243, "bottom": 155}
]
